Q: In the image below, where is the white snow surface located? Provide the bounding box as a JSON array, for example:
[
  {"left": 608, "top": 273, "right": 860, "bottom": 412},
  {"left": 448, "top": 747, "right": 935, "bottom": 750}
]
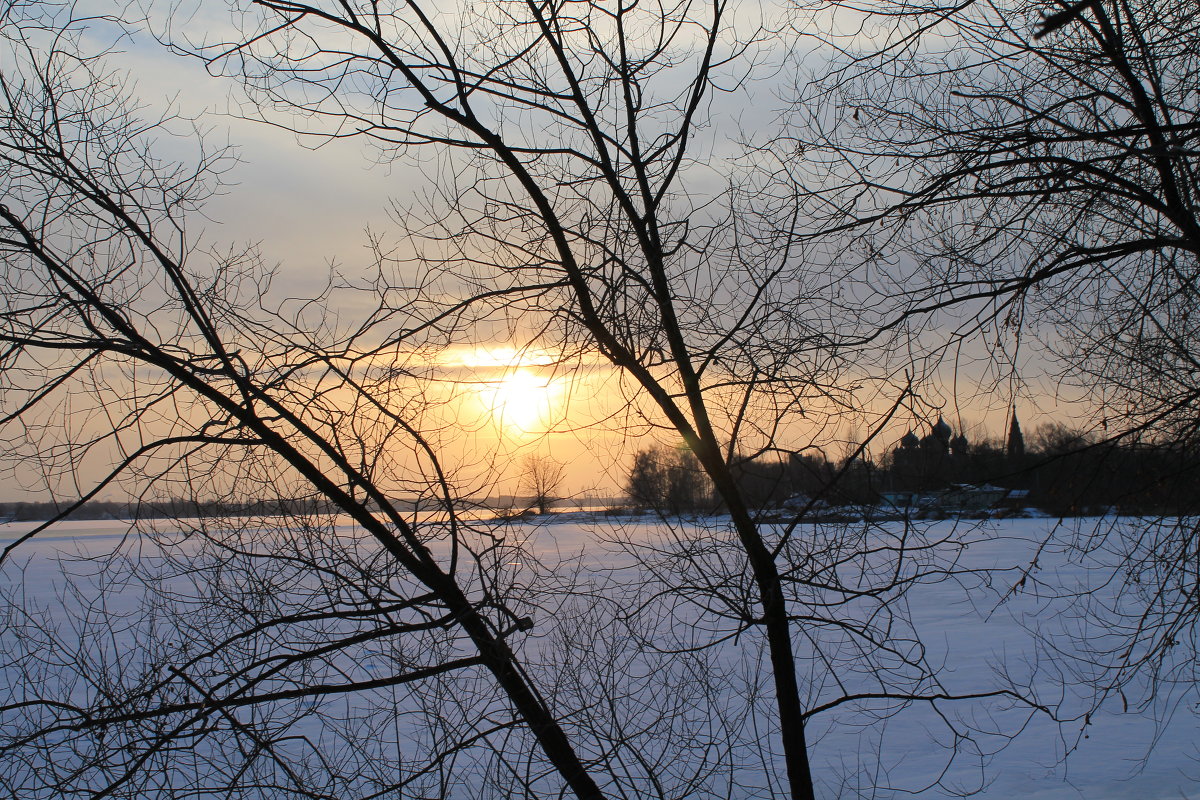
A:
[{"left": 1, "top": 516, "right": 1196, "bottom": 798}]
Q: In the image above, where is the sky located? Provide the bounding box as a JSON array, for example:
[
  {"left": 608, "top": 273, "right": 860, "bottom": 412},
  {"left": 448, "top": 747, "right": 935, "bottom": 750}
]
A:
[
  {"left": 0, "top": 2, "right": 1084, "bottom": 503},
  {"left": 100, "top": 22, "right": 406, "bottom": 291}
]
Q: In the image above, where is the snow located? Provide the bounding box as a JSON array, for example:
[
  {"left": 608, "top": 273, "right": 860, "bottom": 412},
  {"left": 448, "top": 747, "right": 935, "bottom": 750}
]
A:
[{"left": 1, "top": 516, "right": 1196, "bottom": 798}]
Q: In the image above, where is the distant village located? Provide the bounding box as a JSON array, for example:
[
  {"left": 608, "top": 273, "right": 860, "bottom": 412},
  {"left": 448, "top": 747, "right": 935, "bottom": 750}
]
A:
[{"left": 626, "top": 410, "right": 1200, "bottom": 520}]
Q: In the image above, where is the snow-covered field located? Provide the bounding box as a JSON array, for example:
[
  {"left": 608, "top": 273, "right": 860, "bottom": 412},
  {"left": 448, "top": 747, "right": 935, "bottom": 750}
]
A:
[{"left": 1, "top": 516, "right": 1196, "bottom": 798}]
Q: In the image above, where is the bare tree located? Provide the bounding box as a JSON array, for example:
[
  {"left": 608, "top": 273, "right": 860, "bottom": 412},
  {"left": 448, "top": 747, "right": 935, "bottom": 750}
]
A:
[
  {"left": 0, "top": 8, "right": 609, "bottom": 798},
  {"left": 792, "top": 0, "right": 1200, "bottom": 738},
  {"left": 794, "top": 0, "right": 1200, "bottom": 413},
  {"left": 153, "top": 1, "right": 1055, "bottom": 796},
  {"left": 0, "top": 1, "right": 1060, "bottom": 797},
  {"left": 519, "top": 454, "right": 565, "bottom": 514}
]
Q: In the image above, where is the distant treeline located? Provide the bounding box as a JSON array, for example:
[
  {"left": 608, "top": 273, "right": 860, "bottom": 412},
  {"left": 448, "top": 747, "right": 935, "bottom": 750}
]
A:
[
  {"left": 0, "top": 496, "right": 354, "bottom": 523},
  {"left": 0, "top": 495, "right": 619, "bottom": 523},
  {"left": 627, "top": 422, "right": 1200, "bottom": 517}
]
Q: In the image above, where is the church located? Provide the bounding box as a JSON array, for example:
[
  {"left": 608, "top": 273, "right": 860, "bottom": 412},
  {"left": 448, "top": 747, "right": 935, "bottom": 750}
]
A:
[
  {"left": 890, "top": 415, "right": 970, "bottom": 492},
  {"left": 890, "top": 409, "right": 1024, "bottom": 494}
]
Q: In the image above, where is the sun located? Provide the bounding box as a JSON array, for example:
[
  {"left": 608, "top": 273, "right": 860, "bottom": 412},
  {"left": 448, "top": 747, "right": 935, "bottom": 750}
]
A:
[
  {"left": 441, "top": 346, "right": 568, "bottom": 436},
  {"left": 482, "top": 368, "right": 560, "bottom": 434}
]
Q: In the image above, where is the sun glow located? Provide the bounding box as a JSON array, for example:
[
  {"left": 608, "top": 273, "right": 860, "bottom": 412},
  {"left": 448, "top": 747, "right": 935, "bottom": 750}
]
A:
[
  {"left": 440, "top": 345, "right": 572, "bottom": 436},
  {"left": 480, "top": 367, "right": 563, "bottom": 434}
]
